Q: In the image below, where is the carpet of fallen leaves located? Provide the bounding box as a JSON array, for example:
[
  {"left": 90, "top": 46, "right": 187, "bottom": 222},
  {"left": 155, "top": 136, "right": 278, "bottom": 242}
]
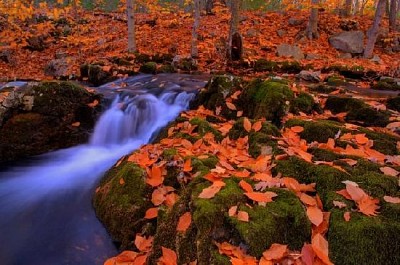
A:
[
  {"left": 103, "top": 83, "right": 400, "bottom": 264},
  {"left": 1, "top": 6, "right": 400, "bottom": 80}
]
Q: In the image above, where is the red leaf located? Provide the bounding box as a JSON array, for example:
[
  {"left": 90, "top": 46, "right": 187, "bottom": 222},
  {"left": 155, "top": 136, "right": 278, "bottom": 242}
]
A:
[
  {"left": 144, "top": 207, "right": 158, "bottom": 219},
  {"left": 252, "top": 121, "right": 262, "bottom": 132},
  {"left": 134, "top": 235, "right": 153, "bottom": 252},
  {"left": 239, "top": 180, "right": 253, "bottom": 193},
  {"left": 158, "top": 247, "right": 177, "bottom": 265},
  {"left": 177, "top": 212, "right": 192, "bottom": 232},
  {"left": 383, "top": 195, "right": 400, "bottom": 204}
]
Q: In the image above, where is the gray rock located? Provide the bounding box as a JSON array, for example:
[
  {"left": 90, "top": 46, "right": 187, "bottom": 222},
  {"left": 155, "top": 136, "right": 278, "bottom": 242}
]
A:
[
  {"left": 276, "top": 44, "right": 304, "bottom": 60},
  {"left": 245, "top": 28, "right": 258, "bottom": 38},
  {"left": 329, "top": 31, "right": 364, "bottom": 54},
  {"left": 371, "top": 55, "right": 382, "bottom": 64},
  {"left": 297, "top": 70, "right": 322, "bottom": 82},
  {"left": 338, "top": 53, "right": 353, "bottom": 59},
  {"left": 277, "top": 29, "right": 286, "bottom": 37},
  {"left": 44, "top": 58, "right": 69, "bottom": 78},
  {"left": 305, "top": 53, "right": 320, "bottom": 60},
  {"left": 288, "top": 17, "right": 304, "bottom": 26},
  {"left": 172, "top": 55, "right": 198, "bottom": 71}
]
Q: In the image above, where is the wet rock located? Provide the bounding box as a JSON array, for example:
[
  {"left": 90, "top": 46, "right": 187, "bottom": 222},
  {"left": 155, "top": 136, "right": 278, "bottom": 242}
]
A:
[
  {"left": 80, "top": 64, "right": 114, "bottom": 86},
  {"left": 245, "top": 28, "right": 258, "bottom": 37},
  {"left": 276, "top": 44, "right": 304, "bottom": 60},
  {"left": 139, "top": 62, "right": 157, "bottom": 74},
  {"left": 387, "top": 96, "right": 400, "bottom": 112},
  {"left": 0, "top": 81, "right": 102, "bottom": 162},
  {"left": 172, "top": 55, "right": 198, "bottom": 72},
  {"left": 329, "top": 31, "right": 364, "bottom": 54},
  {"left": 279, "top": 61, "right": 303, "bottom": 74},
  {"left": 44, "top": 58, "right": 69, "bottom": 78},
  {"left": 370, "top": 55, "right": 381, "bottom": 64}
]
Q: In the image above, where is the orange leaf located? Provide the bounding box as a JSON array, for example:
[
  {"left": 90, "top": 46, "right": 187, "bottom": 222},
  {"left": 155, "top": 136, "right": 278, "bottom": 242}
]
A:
[
  {"left": 252, "top": 121, "right": 262, "bottom": 132},
  {"left": 262, "top": 243, "right": 287, "bottom": 261},
  {"left": 243, "top": 117, "right": 252, "bottom": 132},
  {"left": 299, "top": 193, "right": 317, "bottom": 206},
  {"left": 345, "top": 183, "right": 367, "bottom": 202},
  {"left": 239, "top": 180, "right": 253, "bottom": 193},
  {"left": 114, "top": 250, "right": 139, "bottom": 262},
  {"left": 311, "top": 233, "right": 333, "bottom": 265},
  {"left": 147, "top": 165, "right": 163, "bottom": 187},
  {"left": 228, "top": 206, "right": 238, "bottom": 217},
  {"left": 183, "top": 158, "right": 193, "bottom": 172},
  {"left": 237, "top": 211, "right": 249, "bottom": 222},
  {"left": 383, "top": 195, "right": 400, "bottom": 204},
  {"left": 307, "top": 206, "right": 324, "bottom": 226},
  {"left": 71, "top": 121, "right": 80, "bottom": 127},
  {"left": 244, "top": 191, "right": 277, "bottom": 203},
  {"left": 226, "top": 102, "right": 237, "bottom": 110},
  {"left": 151, "top": 188, "right": 166, "bottom": 206},
  {"left": 355, "top": 134, "right": 369, "bottom": 145},
  {"left": 301, "top": 244, "right": 315, "bottom": 265},
  {"left": 158, "top": 247, "right": 177, "bottom": 265},
  {"left": 133, "top": 254, "right": 148, "bottom": 265},
  {"left": 332, "top": 200, "right": 347, "bottom": 209},
  {"left": 87, "top": 99, "right": 99, "bottom": 108},
  {"left": 165, "top": 192, "right": 178, "bottom": 208},
  {"left": 144, "top": 207, "right": 158, "bottom": 219},
  {"left": 119, "top": 178, "right": 125, "bottom": 185},
  {"left": 177, "top": 212, "right": 192, "bottom": 232},
  {"left": 198, "top": 184, "right": 223, "bottom": 199},
  {"left": 336, "top": 189, "right": 352, "bottom": 200},
  {"left": 380, "top": 166, "right": 399, "bottom": 177},
  {"left": 344, "top": 211, "right": 351, "bottom": 222},
  {"left": 290, "top": 126, "right": 304, "bottom": 133},
  {"left": 134, "top": 235, "right": 153, "bottom": 252},
  {"left": 358, "top": 196, "right": 380, "bottom": 216}
]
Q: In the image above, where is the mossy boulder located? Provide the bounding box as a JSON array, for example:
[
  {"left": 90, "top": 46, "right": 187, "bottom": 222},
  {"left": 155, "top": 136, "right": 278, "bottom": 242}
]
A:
[
  {"left": 387, "top": 96, "right": 400, "bottom": 112},
  {"left": 190, "top": 75, "right": 243, "bottom": 119},
  {"left": 139, "top": 62, "right": 157, "bottom": 74},
  {"left": 189, "top": 117, "right": 223, "bottom": 142},
  {"left": 285, "top": 119, "right": 344, "bottom": 143},
  {"left": 290, "top": 92, "right": 320, "bottom": 114},
  {"left": 324, "top": 96, "right": 366, "bottom": 114},
  {"left": 239, "top": 79, "right": 294, "bottom": 126},
  {"left": 326, "top": 75, "right": 346, "bottom": 86},
  {"left": 0, "top": 81, "right": 101, "bottom": 162},
  {"left": 308, "top": 84, "right": 338, "bottom": 94},
  {"left": 157, "top": 64, "right": 176, "bottom": 73},
  {"left": 279, "top": 61, "right": 303, "bottom": 74},
  {"left": 254, "top": 59, "right": 278, "bottom": 72},
  {"left": 371, "top": 80, "right": 400, "bottom": 91},
  {"left": 80, "top": 64, "right": 115, "bottom": 86}
]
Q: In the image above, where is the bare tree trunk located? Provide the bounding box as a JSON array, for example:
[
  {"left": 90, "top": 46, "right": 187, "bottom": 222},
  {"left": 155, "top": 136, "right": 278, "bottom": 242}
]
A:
[
  {"left": 354, "top": 0, "right": 360, "bottom": 14},
  {"left": 127, "top": 0, "right": 136, "bottom": 53},
  {"left": 191, "top": 0, "right": 200, "bottom": 58},
  {"left": 306, "top": 0, "right": 319, "bottom": 39},
  {"left": 345, "top": 0, "right": 353, "bottom": 16},
  {"left": 364, "top": 0, "right": 386, "bottom": 58},
  {"left": 227, "top": 0, "right": 242, "bottom": 61},
  {"left": 389, "top": 0, "right": 398, "bottom": 31}
]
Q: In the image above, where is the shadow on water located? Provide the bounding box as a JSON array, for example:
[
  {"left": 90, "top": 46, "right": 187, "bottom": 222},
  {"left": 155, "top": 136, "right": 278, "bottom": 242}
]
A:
[{"left": 0, "top": 74, "right": 205, "bottom": 265}]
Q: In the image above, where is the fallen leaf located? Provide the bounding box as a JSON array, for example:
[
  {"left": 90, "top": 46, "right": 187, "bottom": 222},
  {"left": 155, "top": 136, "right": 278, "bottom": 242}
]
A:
[
  {"left": 383, "top": 195, "right": 400, "bottom": 204},
  {"left": 262, "top": 243, "right": 287, "bottom": 261},
  {"left": 183, "top": 158, "right": 193, "bottom": 172},
  {"left": 354, "top": 134, "right": 369, "bottom": 145},
  {"left": 290, "top": 126, "right": 304, "bottom": 133},
  {"left": 228, "top": 206, "right": 238, "bottom": 217},
  {"left": 243, "top": 117, "right": 252, "bottom": 132},
  {"left": 358, "top": 196, "right": 380, "bottom": 216},
  {"left": 333, "top": 200, "right": 347, "bottom": 209},
  {"left": 252, "top": 121, "right": 262, "bottom": 132},
  {"left": 119, "top": 178, "right": 125, "bottom": 185},
  {"left": 311, "top": 233, "right": 333, "bottom": 265},
  {"left": 144, "top": 207, "right": 158, "bottom": 219},
  {"left": 71, "top": 121, "right": 80, "bottom": 127},
  {"left": 307, "top": 206, "right": 324, "bottom": 226},
  {"left": 380, "top": 166, "right": 399, "bottom": 177},
  {"left": 299, "top": 193, "right": 317, "bottom": 206},
  {"left": 344, "top": 211, "right": 351, "bottom": 222},
  {"left": 244, "top": 191, "right": 277, "bottom": 203},
  {"left": 134, "top": 235, "right": 153, "bottom": 252},
  {"left": 177, "top": 212, "right": 192, "bottom": 232},
  {"left": 239, "top": 180, "right": 253, "bottom": 193},
  {"left": 301, "top": 244, "right": 315, "bottom": 265},
  {"left": 198, "top": 183, "right": 224, "bottom": 199},
  {"left": 237, "top": 211, "right": 249, "bottom": 222},
  {"left": 226, "top": 102, "right": 237, "bottom": 110},
  {"left": 158, "top": 247, "right": 177, "bottom": 265}
]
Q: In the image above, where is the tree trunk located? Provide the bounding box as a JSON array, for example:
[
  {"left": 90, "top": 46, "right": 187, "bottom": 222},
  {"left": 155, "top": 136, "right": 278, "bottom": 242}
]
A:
[
  {"left": 389, "top": 0, "right": 398, "bottom": 31},
  {"left": 191, "top": 0, "right": 201, "bottom": 58},
  {"left": 127, "top": 0, "right": 136, "bottom": 53},
  {"left": 364, "top": 0, "right": 386, "bottom": 58},
  {"left": 306, "top": 0, "right": 319, "bottom": 39},
  {"left": 345, "top": 0, "right": 353, "bottom": 16},
  {"left": 206, "top": 0, "right": 213, "bottom": 14},
  {"left": 227, "top": 0, "right": 242, "bottom": 61}
]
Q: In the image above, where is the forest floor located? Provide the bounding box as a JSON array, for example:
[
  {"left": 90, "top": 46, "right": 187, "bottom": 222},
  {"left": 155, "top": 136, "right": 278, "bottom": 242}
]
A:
[{"left": 0, "top": 7, "right": 400, "bottom": 80}]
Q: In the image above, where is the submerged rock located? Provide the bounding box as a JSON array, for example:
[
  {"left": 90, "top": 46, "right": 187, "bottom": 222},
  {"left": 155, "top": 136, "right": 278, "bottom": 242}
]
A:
[{"left": 0, "top": 81, "right": 101, "bottom": 162}]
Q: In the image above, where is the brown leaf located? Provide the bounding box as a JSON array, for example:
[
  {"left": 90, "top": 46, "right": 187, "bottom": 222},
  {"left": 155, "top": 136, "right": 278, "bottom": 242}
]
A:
[
  {"left": 299, "top": 193, "right": 317, "bottom": 206},
  {"left": 311, "top": 233, "right": 333, "bottom": 265},
  {"left": 228, "top": 206, "right": 238, "bottom": 217},
  {"left": 198, "top": 183, "right": 224, "bottom": 199},
  {"left": 301, "top": 244, "right": 315, "bottom": 265},
  {"left": 158, "top": 247, "right": 177, "bottom": 265},
  {"left": 177, "top": 212, "right": 192, "bottom": 232},
  {"left": 226, "top": 102, "right": 237, "bottom": 110},
  {"left": 71, "top": 121, "right": 80, "bottom": 127},
  {"left": 134, "top": 235, "right": 153, "bottom": 252},
  {"left": 354, "top": 134, "right": 369, "bottom": 145},
  {"left": 183, "top": 158, "right": 193, "bottom": 172},
  {"left": 332, "top": 200, "right": 347, "bottom": 209},
  {"left": 380, "top": 166, "right": 399, "bottom": 177},
  {"left": 290, "top": 126, "right": 304, "bottom": 133},
  {"left": 307, "top": 206, "right": 324, "bottom": 226},
  {"left": 358, "top": 196, "right": 380, "bottom": 216},
  {"left": 119, "top": 178, "right": 125, "bottom": 185},
  {"left": 243, "top": 117, "right": 252, "bottom": 132}
]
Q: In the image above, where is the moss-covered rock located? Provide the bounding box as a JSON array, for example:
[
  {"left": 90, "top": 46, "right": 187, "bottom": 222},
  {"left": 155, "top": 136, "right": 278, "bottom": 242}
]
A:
[
  {"left": 371, "top": 80, "right": 400, "bottom": 91},
  {"left": 93, "top": 161, "right": 153, "bottom": 249},
  {"left": 279, "top": 61, "right": 303, "bottom": 74},
  {"left": 285, "top": 119, "right": 344, "bottom": 143},
  {"left": 387, "top": 96, "right": 400, "bottom": 112},
  {"left": 189, "top": 117, "right": 223, "bottom": 142},
  {"left": 254, "top": 59, "right": 278, "bottom": 72},
  {"left": 290, "top": 92, "right": 320, "bottom": 114},
  {"left": 326, "top": 75, "right": 346, "bottom": 86},
  {"left": 324, "top": 96, "right": 366, "bottom": 114},
  {"left": 80, "top": 64, "right": 115, "bottom": 86},
  {"left": 157, "top": 64, "right": 176, "bottom": 73},
  {"left": 190, "top": 75, "right": 243, "bottom": 119},
  {"left": 328, "top": 209, "right": 400, "bottom": 265},
  {"left": 139, "top": 62, "right": 157, "bottom": 74},
  {"left": 239, "top": 79, "right": 294, "bottom": 126},
  {"left": 308, "top": 84, "right": 339, "bottom": 94},
  {"left": 0, "top": 81, "right": 101, "bottom": 162}
]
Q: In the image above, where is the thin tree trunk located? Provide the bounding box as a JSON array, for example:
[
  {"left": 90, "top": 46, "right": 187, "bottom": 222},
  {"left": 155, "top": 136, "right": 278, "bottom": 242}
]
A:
[
  {"left": 206, "top": 0, "right": 213, "bottom": 14},
  {"left": 364, "top": 0, "right": 386, "bottom": 58},
  {"left": 354, "top": 0, "right": 360, "bottom": 14},
  {"left": 127, "top": 0, "right": 136, "bottom": 53},
  {"left": 345, "top": 0, "right": 353, "bottom": 16},
  {"left": 191, "top": 0, "right": 200, "bottom": 58},
  {"left": 227, "top": 0, "right": 242, "bottom": 61},
  {"left": 306, "top": 0, "right": 319, "bottom": 39},
  {"left": 389, "top": 0, "right": 398, "bottom": 31}
]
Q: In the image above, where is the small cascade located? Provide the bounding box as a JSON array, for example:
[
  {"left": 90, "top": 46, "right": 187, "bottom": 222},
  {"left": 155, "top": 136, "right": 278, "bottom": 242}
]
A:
[{"left": 90, "top": 90, "right": 195, "bottom": 146}]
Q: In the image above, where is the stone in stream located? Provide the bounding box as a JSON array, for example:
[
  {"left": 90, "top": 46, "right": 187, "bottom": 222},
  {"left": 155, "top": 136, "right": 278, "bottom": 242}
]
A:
[{"left": 0, "top": 81, "right": 102, "bottom": 162}]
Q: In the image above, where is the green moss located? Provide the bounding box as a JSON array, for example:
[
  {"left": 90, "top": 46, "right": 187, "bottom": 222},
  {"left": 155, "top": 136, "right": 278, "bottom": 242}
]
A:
[
  {"left": 210, "top": 250, "right": 231, "bottom": 265},
  {"left": 387, "top": 96, "right": 400, "bottom": 112},
  {"left": 328, "top": 209, "right": 400, "bottom": 265},
  {"left": 161, "top": 148, "right": 178, "bottom": 160},
  {"left": 308, "top": 84, "right": 338, "bottom": 94},
  {"left": 240, "top": 79, "right": 294, "bottom": 125},
  {"left": 309, "top": 148, "right": 344, "bottom": 162},
  {"left": 230, "top": 189, "right": 311, "bottom": 257},
  {"left": 254, "top": 59, "right": 278, "bottom": 72},
  {"left": 93, "top": 161, "right": 152, "bottom": 249},
  {"left": 189, "top": 117, "right": 223, "bottom": 142},
  {"left": 346, "top": 107, "right": 391, "bottom": 127},
  {"left": 139, "top": 62, "right": 157, "bottom": 74},
  {"left": 326, "top": 75, "right": 346, "bottom": 86},
  {"left": 324, "top": 96, "right": 366, "bottom": 114},
  {"left": 248, "top": 131, "right": 279, "bottom": 158},
  {"left": 351, "top": 172, "right": 399, "bottom": 199},
  {"left": 134, "top": 52, "right": 151, "bottom": 63},
  {"left": 357, "top": 127, "right": 400, "bottom": 155},
  {"left": 285, "top": 119, "right": 344, "bottom": 143},
  {"left": 290, "top": 92, "right": 318, "bottom": 114},
  {"left": 279, "top": 61, "right": 303, "bottom": 74},
  {"left": 157, "top": 64, "right": 176, "bottom": 73},
  {"left": 371, "top": 80, "right": 400, "bottom": 91}
]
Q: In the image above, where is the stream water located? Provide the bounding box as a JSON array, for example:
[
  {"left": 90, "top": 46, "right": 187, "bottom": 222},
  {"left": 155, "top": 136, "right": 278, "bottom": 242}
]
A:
[{"left": 0, "top": 74, "right": 206, "bottom": 265}]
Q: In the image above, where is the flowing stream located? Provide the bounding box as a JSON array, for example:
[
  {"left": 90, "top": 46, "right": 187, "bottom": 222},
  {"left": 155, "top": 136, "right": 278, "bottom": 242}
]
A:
[{"left": 0, "top": 74, "right": 206, "bottom": 265}]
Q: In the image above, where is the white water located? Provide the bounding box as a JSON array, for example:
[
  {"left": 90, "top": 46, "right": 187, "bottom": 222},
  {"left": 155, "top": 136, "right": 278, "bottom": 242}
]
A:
[{"left": 0, "top": 88, "right": 195, "bottom": 265}]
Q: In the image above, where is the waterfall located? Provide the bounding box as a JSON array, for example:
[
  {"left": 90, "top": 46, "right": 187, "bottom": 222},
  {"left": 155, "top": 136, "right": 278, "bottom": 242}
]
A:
[{"left": 0, "top": 75, "right": 200, "bottom": 265}]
